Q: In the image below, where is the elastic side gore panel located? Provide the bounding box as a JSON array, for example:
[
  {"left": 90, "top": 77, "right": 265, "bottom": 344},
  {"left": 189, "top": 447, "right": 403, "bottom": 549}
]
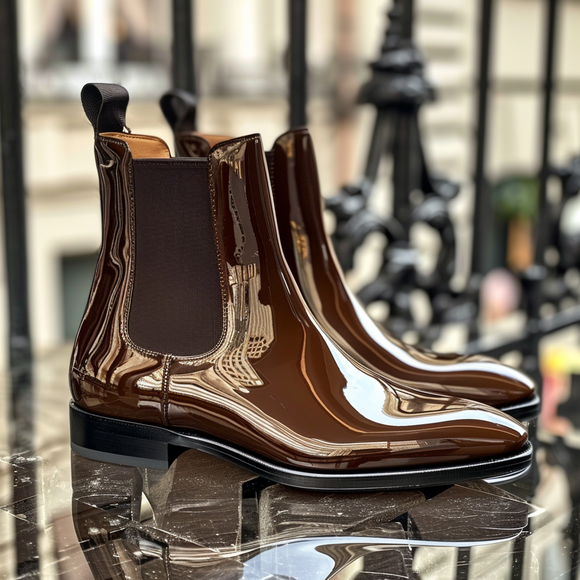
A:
[{"left": 129, "top": 159, "right": 223, "bottom": 356}]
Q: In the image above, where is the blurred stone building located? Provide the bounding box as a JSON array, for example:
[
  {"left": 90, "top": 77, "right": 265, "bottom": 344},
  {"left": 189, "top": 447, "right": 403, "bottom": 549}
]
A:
[{"left": 1, "top": 0, "right": 579, "bottom": 368}]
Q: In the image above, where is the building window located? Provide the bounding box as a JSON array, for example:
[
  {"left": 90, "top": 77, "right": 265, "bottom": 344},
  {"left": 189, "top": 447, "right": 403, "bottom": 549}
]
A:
[
  {"left": 61, "top": 252, "right": 98, "bottom": 341},
  {"left": 22, "top": 0, "right": 170, "bottom": 99}
]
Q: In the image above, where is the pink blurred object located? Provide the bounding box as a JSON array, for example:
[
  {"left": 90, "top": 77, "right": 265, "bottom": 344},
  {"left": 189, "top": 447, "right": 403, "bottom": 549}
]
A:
[{"left": 480, "top": 268, "right": 522, "bottom": 322}]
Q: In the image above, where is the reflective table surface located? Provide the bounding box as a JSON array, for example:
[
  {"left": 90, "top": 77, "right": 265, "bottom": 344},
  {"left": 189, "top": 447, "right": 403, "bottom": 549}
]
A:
[{"left": 1, "top": 347, "right": 580, "bottom": 579}]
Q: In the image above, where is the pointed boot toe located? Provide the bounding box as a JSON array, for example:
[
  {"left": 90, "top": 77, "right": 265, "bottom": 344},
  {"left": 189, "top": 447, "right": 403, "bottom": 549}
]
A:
[{"left": 267, "top": 128, "right": 539, "bottom": 421}]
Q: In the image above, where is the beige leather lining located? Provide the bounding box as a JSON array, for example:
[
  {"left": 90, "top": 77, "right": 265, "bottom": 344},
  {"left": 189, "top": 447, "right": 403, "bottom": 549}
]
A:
[
  {"left": 101, "top": 132, "right": 172, "bottom": 159},
  {"left": 195, "top": 133, "right": 233, "bottom": 148}
]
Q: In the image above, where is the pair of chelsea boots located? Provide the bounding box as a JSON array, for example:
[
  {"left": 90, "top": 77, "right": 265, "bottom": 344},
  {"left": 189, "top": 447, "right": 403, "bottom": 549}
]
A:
[{"left": 70, "top": 83, "right": 534, "bottom": 491}]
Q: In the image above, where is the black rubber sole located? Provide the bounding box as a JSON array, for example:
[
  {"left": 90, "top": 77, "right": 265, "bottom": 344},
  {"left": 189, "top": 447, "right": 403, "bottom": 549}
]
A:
[
  {"left": 498, "top": 393, "right": 541, "bottom": 422},
  {"left": 69, "top": 402, "right": 532, "bottom": 492}
]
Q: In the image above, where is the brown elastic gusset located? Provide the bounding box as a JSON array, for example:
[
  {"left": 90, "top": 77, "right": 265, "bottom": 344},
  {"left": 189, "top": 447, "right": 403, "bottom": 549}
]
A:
[{"left": 128, "top": 159, "right": 224, "bottom": 356}]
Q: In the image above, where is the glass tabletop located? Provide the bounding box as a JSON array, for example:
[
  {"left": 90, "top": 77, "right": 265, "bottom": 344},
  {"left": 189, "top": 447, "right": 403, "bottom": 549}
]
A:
[{"left": 0, "top": 347, "right": 578, "bottom": 579}]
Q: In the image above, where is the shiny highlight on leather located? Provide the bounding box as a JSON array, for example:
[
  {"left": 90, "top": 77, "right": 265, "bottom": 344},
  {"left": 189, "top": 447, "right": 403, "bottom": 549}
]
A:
[{"left": 71, "top": 132, "right": 527, "bottom": 472}]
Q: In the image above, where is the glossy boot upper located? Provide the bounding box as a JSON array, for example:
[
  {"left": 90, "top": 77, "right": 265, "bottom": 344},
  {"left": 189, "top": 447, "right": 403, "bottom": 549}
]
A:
[
  {"left": 174, "top": 126, "right": 535, "bottom": 409},
  {"left": 71, "top": 84, "right": 528, "bottom": 473},
  {"left": 269, "top": 129, "right": 536, "bottom": 408}
]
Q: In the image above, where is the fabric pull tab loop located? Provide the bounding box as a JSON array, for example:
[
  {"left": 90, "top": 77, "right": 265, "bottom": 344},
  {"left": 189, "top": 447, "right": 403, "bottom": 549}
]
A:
[
  {"left": 81, "top": 83, "right": 129, "bottom": 135},
  {"left": 160, "top": 89, "right": 197, "bottom": 133}
]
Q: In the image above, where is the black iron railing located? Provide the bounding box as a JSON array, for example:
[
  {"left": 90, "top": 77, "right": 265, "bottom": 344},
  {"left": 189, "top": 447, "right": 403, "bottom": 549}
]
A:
[
  {"left": 0, "top": 1, "right": 38, "bottom": 576},
  {"left": 1, "top": 1, "right": 579, "bottom": 577}
]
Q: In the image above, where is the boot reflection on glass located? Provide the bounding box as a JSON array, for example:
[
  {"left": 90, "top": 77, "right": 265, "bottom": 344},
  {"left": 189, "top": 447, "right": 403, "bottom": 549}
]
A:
[
  {"left": 70, "top": 82, "right": 531, "bottom": 493},
  {"left": 71, "top": 450, "right": 537, "bottom": 580},
  {"left": 160, "top": 90, "right": 539, "bottom": 423}
]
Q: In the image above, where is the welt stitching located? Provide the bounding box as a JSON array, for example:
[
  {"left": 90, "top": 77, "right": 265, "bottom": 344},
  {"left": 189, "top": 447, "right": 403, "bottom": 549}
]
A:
[{"left": 162, "top": 356, "right": 172, "bottom": 426}]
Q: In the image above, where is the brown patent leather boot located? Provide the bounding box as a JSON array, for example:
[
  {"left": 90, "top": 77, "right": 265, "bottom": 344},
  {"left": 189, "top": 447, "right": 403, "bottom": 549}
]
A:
[
  {"left": 268, "top": 129, "right": 539, "bottom": 421},
  {"left": 70, "top": 83, "right": 531, "bottom": 491},
  {"left": 162, "top": 92, "right": 538, "bottom": 422}
]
